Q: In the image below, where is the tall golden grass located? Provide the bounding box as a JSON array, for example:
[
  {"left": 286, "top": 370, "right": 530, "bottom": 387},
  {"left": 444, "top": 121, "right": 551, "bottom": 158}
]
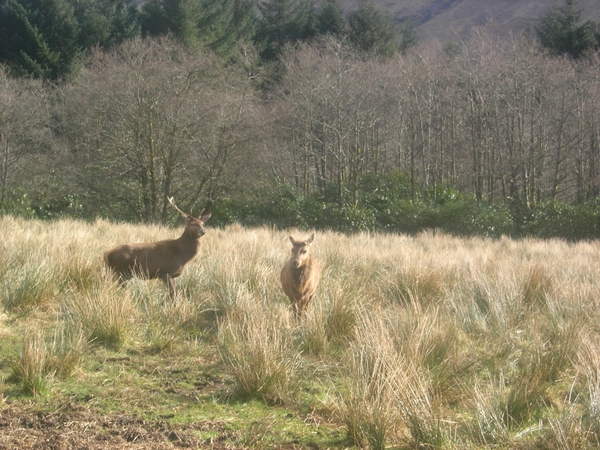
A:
[{"left": 2, "top": 215, "right": 600, "bottom": 448}]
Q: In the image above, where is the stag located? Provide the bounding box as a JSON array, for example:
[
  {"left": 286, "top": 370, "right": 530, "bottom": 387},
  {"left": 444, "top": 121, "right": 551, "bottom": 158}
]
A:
[
  {"left": 280, "top": 233, "right": 321, "bottom": 320},
  {"left": 104, "top": 197, "right": 211, "bottom": 298}
]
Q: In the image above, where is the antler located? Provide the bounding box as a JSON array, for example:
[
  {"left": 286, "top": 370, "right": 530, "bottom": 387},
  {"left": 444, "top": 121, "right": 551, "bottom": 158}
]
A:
[{"left": 167, "top": 196, "right": 190, "bottom": 219}]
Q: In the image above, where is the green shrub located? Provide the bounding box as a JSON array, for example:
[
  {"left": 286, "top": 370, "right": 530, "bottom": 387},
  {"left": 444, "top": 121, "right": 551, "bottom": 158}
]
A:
[
  {"left": 528, "top": 201, "right": 600, "bottom": 240},
  {"left": 198, "top": 175, "right": 600, "bottom": 240},
  {"left": 0, "top": 188, "right": 36, "bottom": 219}
]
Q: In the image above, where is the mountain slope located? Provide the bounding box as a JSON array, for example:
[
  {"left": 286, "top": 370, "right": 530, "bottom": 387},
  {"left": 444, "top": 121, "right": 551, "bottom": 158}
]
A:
[{"left": 338, "top": 0, "right": 600, "bottom": 44}]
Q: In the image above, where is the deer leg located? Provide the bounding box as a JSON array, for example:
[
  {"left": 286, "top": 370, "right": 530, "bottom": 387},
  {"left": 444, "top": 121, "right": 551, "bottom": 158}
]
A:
[
  {"left": 291, "top": 301, "right": 301, "bottom": 321},
  {"left": 160, "top": 273, "right": 176, "bottom": 298},
  {"left": 297, "top": 296, "right": 311, "bottom": 319}
]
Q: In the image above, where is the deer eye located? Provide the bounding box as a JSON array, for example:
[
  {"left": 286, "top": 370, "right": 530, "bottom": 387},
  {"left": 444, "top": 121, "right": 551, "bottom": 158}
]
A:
[{"left": 301, "top": 249, "right": 307, "bottom": 254}]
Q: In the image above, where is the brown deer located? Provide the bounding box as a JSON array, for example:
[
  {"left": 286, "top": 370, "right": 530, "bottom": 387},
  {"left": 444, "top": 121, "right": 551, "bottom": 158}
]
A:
[
  {"left": 104, "top": 197, "right": 211, "bottom": 298},
  {"left": 280, "top": 233, "right": 321, "bottom": 320}
]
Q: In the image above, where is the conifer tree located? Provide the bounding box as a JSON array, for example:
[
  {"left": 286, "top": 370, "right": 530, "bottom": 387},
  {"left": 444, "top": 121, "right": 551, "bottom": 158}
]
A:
[
  {"left": 254, "top": 0, "right": 316, "bottom": 61},
  {"left": 346, "top": 0, "right": 398, "bottom": 58},
  {"left": 398, "top": 18, "right": 417, "bottom": 54},
  {"left": 73, "top": 0, "right": 140, "bottom": 50},
  {"left": 535, "top": 0, "right": 597, "bottom": 59},
  {"left": 141, "top": 0, "right": 203, "bottom": 47},
  {"left": 0, "top": 0, "right": 82, "bottom": 79},
  {"left": 198, "top": 0, "right": 257, "bottom": 57},
  {"left": 316, "top": 0, "right": 346, "bottom": 38},
  {"left": 141, "top": 0, "right": 255, "bottom": 58}
]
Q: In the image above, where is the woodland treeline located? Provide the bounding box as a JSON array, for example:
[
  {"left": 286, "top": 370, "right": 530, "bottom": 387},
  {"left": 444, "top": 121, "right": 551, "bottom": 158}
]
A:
[{"left": 2, "top": 0, "right": 600, "bottom": 239}]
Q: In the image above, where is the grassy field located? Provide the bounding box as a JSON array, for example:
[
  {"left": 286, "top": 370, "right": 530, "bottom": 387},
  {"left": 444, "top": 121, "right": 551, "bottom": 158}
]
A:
[{"left": 1, "top": 215, "right": 600, "bottom": 449}]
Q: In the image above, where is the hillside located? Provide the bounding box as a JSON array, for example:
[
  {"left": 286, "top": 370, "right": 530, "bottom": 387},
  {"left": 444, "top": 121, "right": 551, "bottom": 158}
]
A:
[{"left": 339, "top": 0, "right": 600, "bottom": 44}]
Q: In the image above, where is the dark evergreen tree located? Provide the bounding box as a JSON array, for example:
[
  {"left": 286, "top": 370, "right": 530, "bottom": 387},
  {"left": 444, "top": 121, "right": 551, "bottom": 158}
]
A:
[
  {"left": 535, "top": 0, "right": 597, "bottom": 59},
  {"left": 139, "top": 0, "right": 170, "bottom": 37},
  {"left": 141, "top": 0, "right": 204, "bottom": 47},
  {"left": 254, "top": 0, "right": 316, "bottom": 61},
  {"left": 73, "top": 0, "right": 140, "bottom": 50},
  {"left": 141, "top": 0, "right": 256, "bottom": 58},
  {"left": 346, "top": 0, "right": 398, "bottom": 58},
  {"left": 198, "top": 0, "right": 257, "bottom": 57},
  {"left": 0, "top": 0, "right": 82, "bottom": 79},
  {"left": 398, "top": 18, "right": 417, "bottom": 54},
  {"left": 316, "top": 0, "right": 346, "bottom": 38}
]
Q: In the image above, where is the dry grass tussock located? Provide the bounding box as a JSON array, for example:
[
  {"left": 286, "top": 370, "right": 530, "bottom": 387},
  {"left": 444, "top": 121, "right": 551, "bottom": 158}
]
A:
[{"left": 3, "top": 215, "right": 600, "bottom": 447}]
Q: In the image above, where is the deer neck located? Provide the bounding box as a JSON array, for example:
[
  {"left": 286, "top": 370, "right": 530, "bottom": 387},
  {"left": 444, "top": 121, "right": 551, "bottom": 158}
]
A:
[
  {"left": 176, "top": 230, "right": 201, "bottom": 254},
  {"left": 181, "top": 227, "right": 202, "bottom": 241},
  {"left": 291, "top": 257, "right": 311, "bottom": 282}
]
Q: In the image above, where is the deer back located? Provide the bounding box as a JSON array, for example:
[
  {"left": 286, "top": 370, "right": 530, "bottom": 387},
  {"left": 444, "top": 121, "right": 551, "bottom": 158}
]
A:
[{"left": 104, "top": 198, "right": 211, "bottom": 280}]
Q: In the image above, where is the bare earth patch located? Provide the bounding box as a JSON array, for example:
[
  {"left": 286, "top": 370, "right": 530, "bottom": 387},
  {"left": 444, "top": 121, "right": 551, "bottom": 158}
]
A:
[{"left": 0, "top": 401, "right": 240, "bottom": 449}]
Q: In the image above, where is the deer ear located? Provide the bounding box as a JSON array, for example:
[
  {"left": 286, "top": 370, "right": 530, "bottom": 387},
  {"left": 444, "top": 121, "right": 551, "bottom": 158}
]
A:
[
  {"left": 201, "top": 213, "right": 211, "bottom": 223},
  {"left": 289, "top": 236, "right": 296, "bottom": 245},
  {"left": 307, "top": 233, "right": 314, "bottom": 244}
]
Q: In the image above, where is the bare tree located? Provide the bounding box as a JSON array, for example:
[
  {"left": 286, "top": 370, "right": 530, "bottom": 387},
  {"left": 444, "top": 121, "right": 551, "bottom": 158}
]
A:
[
  {"left": 56, "top": 37, "right": 263, "bottom": 222},
  {"left": 577, "top": 58, "right": 600, "bottom": 199},
  {"left": 277, "top": 37, "right": 390, "bottom": 205},
  {"left": 45, "top": 28, "right": 600, "bottom": 224},
  {"left": 0, "top": 70, "right": 50, "bottom": 210}
]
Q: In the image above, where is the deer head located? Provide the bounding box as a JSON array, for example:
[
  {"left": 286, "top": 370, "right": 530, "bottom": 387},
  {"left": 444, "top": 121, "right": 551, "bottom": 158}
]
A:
[
  {"left": 168, "top": 197, "right": 211, "bottom": 239},
  {"left": 289, "top": 233, "right": 314, "bottom": 269}
]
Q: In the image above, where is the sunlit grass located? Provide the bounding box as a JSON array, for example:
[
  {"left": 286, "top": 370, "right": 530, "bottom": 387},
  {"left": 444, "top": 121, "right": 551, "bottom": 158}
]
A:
[
  {"left": 11, "top": 324, "right": 48, "bottom": 396},
  {"left": 217, "top": 286, "right": 300, "bottom": 404},
  {"left": 63, "top": 278, "right": 137, "bottom": 350},
  {"left": 10, "top": 320, "right": 87, "bottom": 396},
  {"left": 335, "top": 312, "right": 403, "bottom": 449}
]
